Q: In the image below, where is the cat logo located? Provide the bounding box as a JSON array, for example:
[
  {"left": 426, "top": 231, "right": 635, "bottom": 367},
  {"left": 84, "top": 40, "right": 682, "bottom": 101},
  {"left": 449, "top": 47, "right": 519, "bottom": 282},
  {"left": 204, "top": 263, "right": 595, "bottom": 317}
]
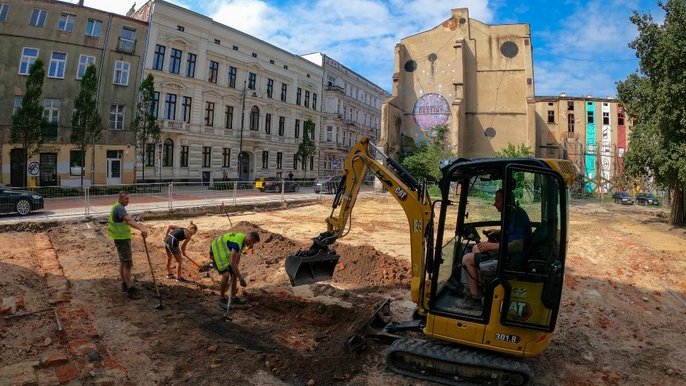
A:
[{"left": 395, "top": 187, "right": 408, "bottom": 201}]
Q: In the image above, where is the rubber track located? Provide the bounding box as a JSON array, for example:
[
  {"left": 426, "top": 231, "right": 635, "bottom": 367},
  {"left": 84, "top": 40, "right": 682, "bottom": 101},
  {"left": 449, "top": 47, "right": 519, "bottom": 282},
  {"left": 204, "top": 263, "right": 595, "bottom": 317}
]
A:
[{"left": 386, "top": 338, "right": 534, "bottom": 386}]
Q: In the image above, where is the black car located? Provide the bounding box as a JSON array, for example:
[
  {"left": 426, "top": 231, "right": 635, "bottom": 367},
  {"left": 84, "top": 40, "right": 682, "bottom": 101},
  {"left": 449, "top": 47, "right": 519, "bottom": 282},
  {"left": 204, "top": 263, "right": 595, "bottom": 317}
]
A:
[
  {"left": 636, "top": 192, "right": 660, "bottom": 206},
  {"left": 262, "top": 179, "right": 299, "bottom": 193},
  {"left": 612, "top": 191, "right": 634, "bottom": 205},
  {"left": 0, "top": 183, "right": 45, "bottom": 216},
  {"left": 314, "top": 176, "right": 342, "bottom": 194}
]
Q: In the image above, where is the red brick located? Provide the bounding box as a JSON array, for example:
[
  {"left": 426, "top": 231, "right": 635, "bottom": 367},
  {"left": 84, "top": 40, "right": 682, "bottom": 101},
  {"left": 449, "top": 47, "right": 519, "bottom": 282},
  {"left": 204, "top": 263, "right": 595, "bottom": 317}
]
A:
[
  {"left": 38, "top": 352, "right": 69, "bottom": 368},
  {"left": 54, "top": 363, "right": 80, "bottom": 384},
  {"left": 67, "top": 340, "right": 97, "bottom": 357}
]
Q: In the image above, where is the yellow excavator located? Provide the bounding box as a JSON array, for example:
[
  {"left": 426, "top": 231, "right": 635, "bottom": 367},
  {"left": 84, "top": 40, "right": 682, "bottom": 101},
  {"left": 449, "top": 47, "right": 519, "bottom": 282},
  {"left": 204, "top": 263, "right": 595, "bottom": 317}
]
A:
[{"left": 286, "top": 137, "right": 575, "bottom": 385}]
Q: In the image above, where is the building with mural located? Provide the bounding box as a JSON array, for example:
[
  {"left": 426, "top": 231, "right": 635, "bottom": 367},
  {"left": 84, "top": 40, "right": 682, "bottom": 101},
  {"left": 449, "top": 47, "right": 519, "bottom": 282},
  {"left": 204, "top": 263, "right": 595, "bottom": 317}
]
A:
[
  {"left": 380, "top": 8, "right": 536, "bottom": 160},
  {"left": 0, "top": 0, "right": 147, "bottom": 187}
]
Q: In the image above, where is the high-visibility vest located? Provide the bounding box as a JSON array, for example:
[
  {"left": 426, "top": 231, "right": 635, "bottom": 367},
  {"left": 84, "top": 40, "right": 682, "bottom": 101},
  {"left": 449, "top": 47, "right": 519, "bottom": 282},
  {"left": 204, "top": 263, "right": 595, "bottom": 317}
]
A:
[
  {"left": 108, "top": 202, "right": 131, "bottom": 240},
  {"left": 211, "top": 232, "right": 246, "bottom": 272}
]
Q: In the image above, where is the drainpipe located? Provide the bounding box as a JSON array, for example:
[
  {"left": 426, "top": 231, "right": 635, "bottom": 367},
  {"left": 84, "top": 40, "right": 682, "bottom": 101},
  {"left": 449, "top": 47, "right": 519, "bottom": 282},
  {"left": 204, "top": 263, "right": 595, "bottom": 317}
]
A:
[{"left": 94, "top": 14, "right": 113, "bottom": 185}]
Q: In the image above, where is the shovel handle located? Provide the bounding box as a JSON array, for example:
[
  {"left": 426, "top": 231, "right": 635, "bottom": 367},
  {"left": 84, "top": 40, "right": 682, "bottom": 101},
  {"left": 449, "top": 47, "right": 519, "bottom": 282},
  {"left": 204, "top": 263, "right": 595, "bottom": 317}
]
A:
[
  {"left": 221, "top": 202, "right": 233, "bottom": 227},
  {"left": 143, "top": 237, "right": 161, "bottom": 299}
]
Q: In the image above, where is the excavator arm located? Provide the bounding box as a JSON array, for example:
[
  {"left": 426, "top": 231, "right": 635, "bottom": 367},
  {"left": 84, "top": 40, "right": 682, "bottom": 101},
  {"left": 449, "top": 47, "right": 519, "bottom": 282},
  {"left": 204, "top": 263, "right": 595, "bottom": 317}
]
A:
[{"left": 286, "top": 137, "right": 434, "bottom": 306}]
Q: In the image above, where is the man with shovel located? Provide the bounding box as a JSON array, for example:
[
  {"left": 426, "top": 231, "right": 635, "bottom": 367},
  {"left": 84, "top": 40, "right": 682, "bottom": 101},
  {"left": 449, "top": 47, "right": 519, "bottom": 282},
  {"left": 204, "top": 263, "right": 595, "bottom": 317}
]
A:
[
  {"left": 204, "top": 231, "right": 260, "bottom": 308},
  {"left": 108, "top": 191, "right": 148, "bottom": 299}
]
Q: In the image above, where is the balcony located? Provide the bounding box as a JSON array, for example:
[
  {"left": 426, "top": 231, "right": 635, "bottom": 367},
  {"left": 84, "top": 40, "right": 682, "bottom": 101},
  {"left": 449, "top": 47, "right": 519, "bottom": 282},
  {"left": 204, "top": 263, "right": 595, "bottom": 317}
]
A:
[
  {"left": 160, "top": 120, "right": 189, "bottom": 132},
  {"left": 117, "top": 38, "right": 136, "bottom": 53},
  {"left": 326, "top": 85, "right": 345, "bottom": 94}
]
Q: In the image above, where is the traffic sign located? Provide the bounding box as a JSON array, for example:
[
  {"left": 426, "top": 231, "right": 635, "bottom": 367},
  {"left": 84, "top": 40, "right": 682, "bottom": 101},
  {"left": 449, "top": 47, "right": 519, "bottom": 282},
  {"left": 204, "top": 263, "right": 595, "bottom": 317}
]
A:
[{"left": 27, "top": 161, "right": 40, "bottom": 176}]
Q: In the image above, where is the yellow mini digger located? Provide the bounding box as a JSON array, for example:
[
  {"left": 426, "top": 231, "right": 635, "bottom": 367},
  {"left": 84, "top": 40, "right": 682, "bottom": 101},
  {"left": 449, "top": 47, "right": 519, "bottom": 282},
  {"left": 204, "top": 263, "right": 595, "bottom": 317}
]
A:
[{"left": 286, "top": 137, "right": 575, "bottom": 385}]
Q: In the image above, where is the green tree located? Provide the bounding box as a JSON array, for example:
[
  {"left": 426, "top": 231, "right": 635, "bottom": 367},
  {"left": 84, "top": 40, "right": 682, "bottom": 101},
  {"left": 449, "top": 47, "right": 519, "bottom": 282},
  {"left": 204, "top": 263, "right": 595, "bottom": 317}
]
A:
[
  {"left": 70, "top": 64, "right": 102, "bottom": 187},
  {"left": 494, "top": 143, "right": 533, "bottom": 158},
  {"left": 131, "top": 74, "right": 160, "bottom": 182},
  {"left": 400, "top": 124, "right": 456, "bottom": 182},
  {"left": 617, "top": 0, "right": 686, "bottom": 225},
  {"left": 296, "top": 119, "right": 317, "bottom": 179},
  {"left": 11, "top": 59, "right": 46, "bottom": 187}
]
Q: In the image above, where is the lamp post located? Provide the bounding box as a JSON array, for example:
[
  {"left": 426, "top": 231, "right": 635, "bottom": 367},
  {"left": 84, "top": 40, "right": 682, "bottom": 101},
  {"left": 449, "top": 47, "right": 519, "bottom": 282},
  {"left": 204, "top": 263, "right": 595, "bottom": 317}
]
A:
[{"left": 238, "top": 80, "right": 247, "bottom": 182}]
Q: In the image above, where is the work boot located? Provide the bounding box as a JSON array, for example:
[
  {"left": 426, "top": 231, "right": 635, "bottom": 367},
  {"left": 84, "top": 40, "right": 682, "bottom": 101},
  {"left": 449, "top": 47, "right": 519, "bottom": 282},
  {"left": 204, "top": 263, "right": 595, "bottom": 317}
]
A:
[
  {"left": 199, "top": 262, "right": 213, "bottom": 273},
  {"left": 458, "top": 296, "right": 482, "bottom": 311},
  {"left": 127, "top": 286, "right": 142, "bottom": 300},
  {"left": 231, "top": 296, "right": 247, "bottom": 305},
  {"left": 219, "top": 297, "right": 229, "bottom": 309}
]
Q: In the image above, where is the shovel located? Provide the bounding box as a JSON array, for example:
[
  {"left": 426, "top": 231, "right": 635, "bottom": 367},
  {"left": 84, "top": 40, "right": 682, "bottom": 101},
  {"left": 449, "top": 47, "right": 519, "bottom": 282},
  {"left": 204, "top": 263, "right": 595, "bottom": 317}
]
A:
[
  {"left": 220, "top": 202, "right": 233, "bottom": 227},
  {"left": 143, "top": 237, "right": 164, "bottom": 309}
]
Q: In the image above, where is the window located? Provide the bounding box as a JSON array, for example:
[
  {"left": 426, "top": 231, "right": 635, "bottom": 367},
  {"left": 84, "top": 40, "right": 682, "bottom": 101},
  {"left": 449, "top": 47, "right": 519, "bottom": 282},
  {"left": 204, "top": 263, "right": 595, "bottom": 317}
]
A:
[
  {"left": 224, "top": 105, "right": 233, "bottom": 129},
  {"left": 233, "top": 45, "right": 238, "bottom": 51},
  {"left": 18, "top": 48, "right": 38, "bottom": 75},
  {"left": 48, "top": 51, "right": 67, "bottom": 79},
  {"left": 169, "top": 48, "right": 182, "bottom": 74},
  {"left": 267, "top": 79, "right": 273, "bottom": 98},
  {"left": 294, "top": 119, "right": 300, "bottom": 138},
  {"left": 30, "top": 9, "right": 47, "bottom": 27},
  {"left": 326, "top": 126, "right": 333, "bottom": 142},
  {"left": 293, "top": 154, "right": 298, "bottom": 170},
  {"left": 276, "top": 152, "right": 283, "bottom": 169},
  {"left": 13, "top": 96, "right": 22, "bottom": 115},
  {"left": 113, "top": 61, "right": 130, "bottom": 85},
  {"left": 283, "top": 65, "right": 288, "bottom": 70},
  {"left": 205, "top": 102, "right": 215, "bottom": 126},
  {"left": 186, "top": 53, "right": 196, "bottom": 77},
  {"left": 281, "top": 83, "right": 287, "bottom": 102},
  {"left": 296, "top": 88, "right": 302, "bottom": 105},
  {"left": 0, "top": 3, "right": 9, "bottom": 22},
  {"left": 177, "top": 25, "right": 184, "bottom": 32},
  {"left": 182, "top": 96, "right": 192, "bottom": 123},
  {"left": 109, "top": 105, "right": 125, "bottom": 129},
  {"left": 152, "top": 91, "right": 160, "bottom": 119},
  {"left": 248, "top": 72, "right": 257, "bottom": 90},
  {"left": 587, "top": 110, "right": 594, "bottom": 124},
  {"left": 278, "top": 116, "right": 285, "bottom": 136},
  {"left": 567, "top": 101, "right": 574, "bottom": 111},
  {"left": 163, "top": 138, "right": 174, "bottom": 167},
  {"left": 118, "top": 27, "right": 136, "bottom": 52},
  {"left": 310, "top": 124, "right": 315, "bottom": 140},
  {"left": 165, "top": 93, "right": 177, "bottom": 120},
  {"left": 208, "top": 61, "right": 218, "bottom": 83},
  {"left": 214, "top": 39, "right": 221, "bottom": 45},
  {"left": 76, "top": 55, "right": 95, "bottom": 79},
  {"left": 547, "top": 110, "right": 555, "bottom": 124},
  {"left": 618, "top": 112, "right": 625, "bottom": 126},
  {"left": 252, "top": 52, "right": 257, "bottom": 58},
  {"left": 43, "top": 98, "right": 60, "bottom": 126},
  {"left": 262, "top": 151, "right": 269, "bottom": 169},
  {"left": 222, "top": 148, "right": 230, "bottom": 167},
  {"left": 568, "top": 114, "right": 574, "bottom": 133},
  {"left": 153, "top": 44, "right": 165, "bottom": 71},
  {"left": 85, "top": 18, "right": 102, "bottom": 37},
  {"left": 309, "top": 156, "right": 314, "bottom": 171},
  {"left": 603, "top": 112, "right": 610, "bottom": 125},
  {"left": 180, "top": 145, "right": 189, "bottom": 167},
  {"left": 228, "top": 66, "right": 237, "bottom": 88},
  {"left": 249, "top": 106, "right": 259, "bottom": 131},
  {"left": 69, "top": 150, "right": 85, "bottom": 176},
  {"left": 304, "top": 90, "right": 310, "bottom": 108},
  {"left": 202, "top": 146, "right": 211, "bottom": 167},
  {"left": 145, "top": 144, "right": 155, "bottom": 166},
  {"left": 58, "top": 13, "right": 75, "bottom": 32},
  {"left": 313, "top": 93, "right": 317, "bottom": 110},
  {"left": 265, "top": 113, "right": 271, "bottom": 134}
]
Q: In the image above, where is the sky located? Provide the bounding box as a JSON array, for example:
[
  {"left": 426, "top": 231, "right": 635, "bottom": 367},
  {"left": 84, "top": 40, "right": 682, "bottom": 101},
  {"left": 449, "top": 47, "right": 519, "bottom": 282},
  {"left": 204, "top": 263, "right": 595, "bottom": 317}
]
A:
[{"left": 66, "top": 0, "right": 664, "bottom": 98}]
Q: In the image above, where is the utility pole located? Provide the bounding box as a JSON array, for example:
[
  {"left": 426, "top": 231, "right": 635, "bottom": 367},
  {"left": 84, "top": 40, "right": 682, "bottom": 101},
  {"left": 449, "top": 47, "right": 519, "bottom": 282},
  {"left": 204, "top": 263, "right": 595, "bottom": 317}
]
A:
[{"left": 238, "top": 80, "right": 247, "bottom": 182}]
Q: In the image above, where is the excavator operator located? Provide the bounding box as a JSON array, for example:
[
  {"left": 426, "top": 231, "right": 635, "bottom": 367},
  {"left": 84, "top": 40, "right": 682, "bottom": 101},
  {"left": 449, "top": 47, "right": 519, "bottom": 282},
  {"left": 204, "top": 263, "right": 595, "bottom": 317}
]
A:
[{"left": 460, "top": 188, "right": 531, "bottom": 310}]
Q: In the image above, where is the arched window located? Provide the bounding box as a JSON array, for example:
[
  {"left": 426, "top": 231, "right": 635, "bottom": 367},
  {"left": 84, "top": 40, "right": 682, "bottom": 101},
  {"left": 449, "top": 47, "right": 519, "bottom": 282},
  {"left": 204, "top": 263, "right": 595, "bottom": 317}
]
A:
[
  {"left": 250, "top": 106, "right": 260, "bottom": 131},
  {"left": 163, "top": 138, "right": 174, "bottom": 167},
  {"left": 567, "top": 114, "right": 575, "bottom": 133}
]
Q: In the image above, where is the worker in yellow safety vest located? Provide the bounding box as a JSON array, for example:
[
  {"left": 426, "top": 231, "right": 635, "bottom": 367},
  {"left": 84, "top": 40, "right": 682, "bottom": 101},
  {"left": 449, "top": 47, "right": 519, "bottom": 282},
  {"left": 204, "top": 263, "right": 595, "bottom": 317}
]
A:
[{"left": 108, "top": 191, "right": 148, "bottom": 299}]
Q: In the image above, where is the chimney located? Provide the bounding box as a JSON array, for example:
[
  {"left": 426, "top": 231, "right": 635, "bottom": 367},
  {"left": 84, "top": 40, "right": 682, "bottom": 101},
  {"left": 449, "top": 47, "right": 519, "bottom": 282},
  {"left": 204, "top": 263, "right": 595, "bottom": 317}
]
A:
[{"left": 78, "top": 0, "right": 84, "bottom": 6}]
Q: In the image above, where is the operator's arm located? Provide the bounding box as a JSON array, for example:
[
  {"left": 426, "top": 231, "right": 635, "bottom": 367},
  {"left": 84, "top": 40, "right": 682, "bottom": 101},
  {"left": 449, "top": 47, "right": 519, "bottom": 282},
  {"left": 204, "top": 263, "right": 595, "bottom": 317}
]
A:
[
  {"left": 121, "top": 213, "right": 148, "bottom": 238},
  {"left": 181, "top": 239, "right": 190, "bottom": 257},
  {"left": 230, "top": 250, "right": 247, "bottom": 287}
]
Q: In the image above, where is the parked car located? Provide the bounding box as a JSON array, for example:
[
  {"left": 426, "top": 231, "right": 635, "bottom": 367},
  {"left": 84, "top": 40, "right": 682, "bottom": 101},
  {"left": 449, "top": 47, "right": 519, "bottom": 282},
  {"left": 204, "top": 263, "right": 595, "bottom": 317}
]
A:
[
  {"left": 612, "top": 191, "right": 634, "bottom": 205},
  {"left": 262, "top": 179, "right": 299, "bottom": 193},
  {"left": 0, "top": 183, "right": 45, "bottom": 216},
  {"left": 255, "top": 177, "right": 277, "bottom": 191},
  {"left": 314, "top": 175, "right": 342, "bottom": 194},
  {"left": 636, "top": 192, "right": 660, "bottom": 206}
]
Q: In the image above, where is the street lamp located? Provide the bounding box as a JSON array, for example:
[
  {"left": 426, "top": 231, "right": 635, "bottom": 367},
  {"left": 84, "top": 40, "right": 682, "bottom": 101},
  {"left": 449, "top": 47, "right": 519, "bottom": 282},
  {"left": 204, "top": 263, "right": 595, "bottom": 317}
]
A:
[{"left": 238, "top": 79, "right": 257, "bottom": 182}]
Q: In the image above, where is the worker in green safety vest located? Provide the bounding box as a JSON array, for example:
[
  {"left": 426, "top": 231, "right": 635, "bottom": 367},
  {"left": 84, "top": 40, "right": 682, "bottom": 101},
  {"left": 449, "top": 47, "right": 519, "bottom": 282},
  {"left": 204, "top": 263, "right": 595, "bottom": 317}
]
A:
[
  {"left": 108, "top": 191, "right": 148, "bottom": 299},
  {"left": 202, "top": 231, "right": 260, "bottom": 308}
]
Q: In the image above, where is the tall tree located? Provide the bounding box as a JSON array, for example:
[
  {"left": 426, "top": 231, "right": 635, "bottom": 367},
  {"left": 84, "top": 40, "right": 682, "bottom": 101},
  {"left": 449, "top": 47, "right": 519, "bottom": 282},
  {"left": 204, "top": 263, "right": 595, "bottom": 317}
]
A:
[
  {"left": 70, "top": 64, "right": 102, "bottom": 187},
  {"left": 494, "top": 143, "right": 533, "bottom": 158},
  {"left": 400, "top": 124, "right": 456, "bottom": 182},
  {"left": 11, "top": 59, "right": 46, "bottom": 187},
  {"left": 296, "top": 119, "right": 317, "bottom": 179},
  {"left": 131, "top": 73, "right": 160, "bottom": 181},
  {"left": 617, "top": 0, "right": 686, "bottom": 225}
]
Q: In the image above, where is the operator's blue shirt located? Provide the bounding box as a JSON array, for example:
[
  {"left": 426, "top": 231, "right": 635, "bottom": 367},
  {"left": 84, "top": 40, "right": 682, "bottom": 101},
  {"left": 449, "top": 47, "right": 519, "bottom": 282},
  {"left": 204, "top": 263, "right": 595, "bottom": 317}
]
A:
[{"left": 506, "top": 205, "right": 531, "bottom": 243}]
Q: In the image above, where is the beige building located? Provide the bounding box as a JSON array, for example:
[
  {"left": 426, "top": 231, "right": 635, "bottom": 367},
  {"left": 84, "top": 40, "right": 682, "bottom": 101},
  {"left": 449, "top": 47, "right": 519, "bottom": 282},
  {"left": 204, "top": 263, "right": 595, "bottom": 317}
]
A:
[
  {"left": 380, "top": 8, "right": 536, "bottom": 159},
  {"left": 131, "top": 0, "right": 323, "bottom": 183},
  {"left": 0, "top": 0, "right": 147, "bottom": 187},
  {"left": 302, "top": 53, "right": 390, "bottom": 175}
]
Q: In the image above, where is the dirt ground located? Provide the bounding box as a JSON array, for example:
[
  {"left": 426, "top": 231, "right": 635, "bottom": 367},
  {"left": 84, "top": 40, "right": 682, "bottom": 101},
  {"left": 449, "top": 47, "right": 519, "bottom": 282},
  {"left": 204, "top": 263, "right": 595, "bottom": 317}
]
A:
[{"left": 1, "top": 194, "right": 685, "bottom": 385}]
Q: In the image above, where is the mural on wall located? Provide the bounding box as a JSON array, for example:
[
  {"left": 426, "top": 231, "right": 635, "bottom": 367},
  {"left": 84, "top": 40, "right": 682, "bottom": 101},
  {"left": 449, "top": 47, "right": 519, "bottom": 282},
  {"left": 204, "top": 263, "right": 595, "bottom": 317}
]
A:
[
  {"left": 413, "top": 93, "right": 450, "bottom": 141},
  {"left": 585, "top": 101, "right": 596, "bottom": 193},
  {"left": 601, "top": 103, "right": 612, "bottom": 193}
]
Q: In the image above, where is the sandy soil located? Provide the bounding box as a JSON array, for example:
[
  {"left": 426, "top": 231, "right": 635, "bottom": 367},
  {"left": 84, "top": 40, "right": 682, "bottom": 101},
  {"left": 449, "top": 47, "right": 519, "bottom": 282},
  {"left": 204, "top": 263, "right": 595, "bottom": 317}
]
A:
[{"left": 1, "top": 194, "right": 685, "bottom": 385}]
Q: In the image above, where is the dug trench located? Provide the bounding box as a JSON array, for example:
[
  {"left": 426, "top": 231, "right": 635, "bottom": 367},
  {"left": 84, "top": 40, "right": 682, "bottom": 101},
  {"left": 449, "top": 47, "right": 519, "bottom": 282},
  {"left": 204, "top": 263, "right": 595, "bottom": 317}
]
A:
[{"left": 42, "top": 220, "right": 414, "bottom": 385}]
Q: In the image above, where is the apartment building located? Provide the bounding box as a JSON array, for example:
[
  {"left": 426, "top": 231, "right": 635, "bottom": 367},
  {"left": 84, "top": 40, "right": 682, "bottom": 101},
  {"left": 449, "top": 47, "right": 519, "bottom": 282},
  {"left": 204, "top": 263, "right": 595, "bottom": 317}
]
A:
[
  {"left": 535, "top": 94, "right": 630, "bottom": 193},
  {"left": 131, "top": 0, "right": 323, "bottom": 183},
  {"left": 0, "top": 0, "right": 147, "bottom": 186},
  {"left": 380, "top": 8, "right": 536, "bottom": 159},
  {"left": 302, "top": 53, "right": 391, "bottom": 175}
]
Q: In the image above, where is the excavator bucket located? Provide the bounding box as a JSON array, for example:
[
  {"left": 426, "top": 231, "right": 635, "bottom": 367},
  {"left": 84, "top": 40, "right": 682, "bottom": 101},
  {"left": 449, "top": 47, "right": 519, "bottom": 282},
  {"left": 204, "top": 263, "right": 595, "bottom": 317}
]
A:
[{"left": 285, "top": 247, "right": 340, "bottom": 286}]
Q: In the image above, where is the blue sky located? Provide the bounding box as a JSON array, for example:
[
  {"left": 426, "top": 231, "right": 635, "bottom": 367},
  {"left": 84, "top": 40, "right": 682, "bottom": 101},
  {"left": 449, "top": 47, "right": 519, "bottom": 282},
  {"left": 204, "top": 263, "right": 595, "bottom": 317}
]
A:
[{"left": 69, "top": 0, "right": 663, "bottom": 97}]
